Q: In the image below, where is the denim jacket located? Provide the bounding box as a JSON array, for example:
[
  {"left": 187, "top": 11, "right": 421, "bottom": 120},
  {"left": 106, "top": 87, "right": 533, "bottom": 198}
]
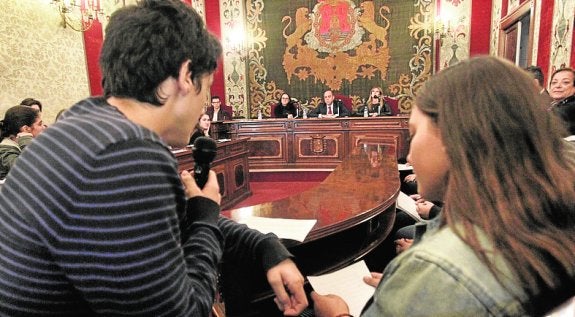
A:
[{"left": 361, "top": 221, "right": 528, "bottom": 316}]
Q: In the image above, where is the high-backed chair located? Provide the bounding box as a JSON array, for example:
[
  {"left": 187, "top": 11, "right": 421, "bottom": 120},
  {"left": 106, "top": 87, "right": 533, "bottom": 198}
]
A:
[
  {"left": 333, "top": 94, "right": 353, "bottom": 113},
  {"left": 384, "top": 96, "right": 399, "bottom": 115},
  {"left": 222, "top": 104, "right": 234, "bottom": 119}
]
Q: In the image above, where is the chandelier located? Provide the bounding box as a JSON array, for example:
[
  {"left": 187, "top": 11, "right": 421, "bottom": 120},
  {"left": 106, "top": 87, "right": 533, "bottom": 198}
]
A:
[{"left": 52, "top": 0, "right": 106, "bottom": 32}]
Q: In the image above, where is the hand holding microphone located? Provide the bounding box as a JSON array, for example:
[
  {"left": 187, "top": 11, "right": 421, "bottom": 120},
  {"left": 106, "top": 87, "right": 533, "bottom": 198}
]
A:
[
  {"left": 180, "top": 136, "right": 221, "bottom": 204},
  {"left": 193, "top": 136, "right": 217, "bottom": 188}
]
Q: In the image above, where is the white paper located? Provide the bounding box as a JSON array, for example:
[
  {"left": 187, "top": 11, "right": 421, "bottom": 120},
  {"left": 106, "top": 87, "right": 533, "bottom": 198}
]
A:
[
  {"left": 237, "top": 216, "right": 316, "bottom": 242},
  {"left": 396, "top": 191, "right": 423, "bottom": 221},
  {"left": 170, "top": 148, "right": 187, "bottom": 154},
  {"left": 397, "top": 163, "right": 413, "bottom": 171},
  {"left": 307, "top": 261, "right": 375, "bottom": 317}
]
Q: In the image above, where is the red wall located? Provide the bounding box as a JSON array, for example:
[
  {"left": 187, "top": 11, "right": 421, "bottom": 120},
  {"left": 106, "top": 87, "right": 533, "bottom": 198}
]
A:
[
  {"left": 204, "top": 1, "right": 225, "bottom": 100},
  {"left": 83, "top": 20, "right": 103, "bottom": 96},
  {"left": 469, "top": 0, "right": 492, "bottom": 56},
  {"left": 536, "top": 0, "right": 554, "bottom": 85}
]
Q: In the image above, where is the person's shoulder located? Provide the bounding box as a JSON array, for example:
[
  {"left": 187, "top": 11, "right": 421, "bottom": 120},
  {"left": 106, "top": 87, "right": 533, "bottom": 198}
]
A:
[
  {"left": 557, "top": 95, "right": 575, "bottom": 108},
  {"left": 384, "top": 226, "right": 526, "bottom": 313},
  {"left": 47, "top": 98, "right": 165, "bottom": 152}
]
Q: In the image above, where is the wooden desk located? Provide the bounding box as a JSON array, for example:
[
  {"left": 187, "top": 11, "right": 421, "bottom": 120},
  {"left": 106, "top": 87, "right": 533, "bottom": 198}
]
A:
[
  {"left": 220, "top": 142, "right": 399, "bottom": 316},
  {"left": 211, "top": 116, "right": 409, "bottom": 170},
  {"left": 174, "top": 138, "right": 251, "bottom": 210}
]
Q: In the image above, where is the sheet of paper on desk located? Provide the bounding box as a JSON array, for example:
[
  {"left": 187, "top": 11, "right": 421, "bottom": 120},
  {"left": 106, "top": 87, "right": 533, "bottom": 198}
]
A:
[
  {"left": 396, "top": 191, "right": 423, "bottom": 222},
  {"left": 237, "top": 216, "right": 316, "bottom": 242},
  {"left": 307, "top": 260, "right": 375, "bottom": 317}
]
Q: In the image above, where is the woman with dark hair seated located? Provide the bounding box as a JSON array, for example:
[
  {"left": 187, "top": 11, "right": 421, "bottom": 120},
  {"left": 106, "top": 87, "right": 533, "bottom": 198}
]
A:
[
  {"left": 0, "top": 105, "right": 45, "bottom": 179},
  {"left": 274, "top": 93, "right": 298, "bottom": 118},
  {"left": 189, "top": 113, "right": 211, "bottom": 145}
]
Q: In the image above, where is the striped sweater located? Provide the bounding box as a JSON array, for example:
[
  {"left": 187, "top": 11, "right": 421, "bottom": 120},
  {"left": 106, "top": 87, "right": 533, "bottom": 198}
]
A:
[{"left": 0, "top": 98, "right": 290, "bottom": 316}]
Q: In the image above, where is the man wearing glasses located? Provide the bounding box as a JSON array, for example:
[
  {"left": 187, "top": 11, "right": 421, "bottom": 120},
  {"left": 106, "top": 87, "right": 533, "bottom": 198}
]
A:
[{"left": 206, "top": 96, "right": 232, "bottom": 121}]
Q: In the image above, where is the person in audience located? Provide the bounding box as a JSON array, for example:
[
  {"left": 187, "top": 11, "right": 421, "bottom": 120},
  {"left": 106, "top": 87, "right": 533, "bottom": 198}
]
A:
[
  {"left": 0, "top": 105, "right": 45, "bottom": 179},
  {"left": 0, "top": 1, "right": 307, "bottom": 316},
  {"left": 356, "top": 87, "right": 391, "bottom": 117},
  {"left": 190, "top": 112, "right": 211, "bottom": 144},
  {"left": 524, "top": 65, "right": 548, "bottom": 95},
  {"left": 19, "top": 97, "right": 43, "bottom": 112},
  {"left": 394, "top": 197, "right": 442, "bottom": 254},
  {"left": 308, "top": 89, "right": 350, "bottom": 118},
  {"left": 206, "top": 95, "right": 232, "bottom": 121},
  {"left": 274, "top": 93, "right": 298, "bottom": 118},
  {"left": 311, "top": 56, "right": 575, "bottom": 316},
  {"left": 549, "top": 68, "right": 575, "bottom": 136}
]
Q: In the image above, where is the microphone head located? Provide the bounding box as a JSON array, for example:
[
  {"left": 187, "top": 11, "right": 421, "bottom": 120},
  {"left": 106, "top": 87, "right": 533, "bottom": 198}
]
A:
[{"left": 193, "top": 137, "right": 217, "bottom": 163}]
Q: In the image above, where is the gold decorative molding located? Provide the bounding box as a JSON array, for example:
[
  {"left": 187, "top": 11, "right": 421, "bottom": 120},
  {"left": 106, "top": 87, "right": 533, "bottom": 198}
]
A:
[
  {"left": 220, "top": 0, "right": 249, "bottom": 118},
  {"left": 549, "top": 0, "right": 574, "bottom": 71},
  {"left": 191, "top": 0, "right": 206, "bottom": 19},
  {"left": 489, "top": 0, "right": 503, "bottom": 57},
  {"left": 436, "top": 0, "right": 471, "bottom": 71}
]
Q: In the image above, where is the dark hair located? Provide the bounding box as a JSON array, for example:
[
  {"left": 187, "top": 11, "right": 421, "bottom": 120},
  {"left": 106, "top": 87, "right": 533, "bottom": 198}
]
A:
[
  {"left": 524, "top": 65, "right": 544, "bottom": 87},
  {"left": 416, "top": 56, "right": 575, "bottom": 314},
  {"left": 20, "top": 98, "right": 43, "bottom": 112},
  {"left": 211, "top": 96, "right": 221, "bottom": 102},
  {"left": 100, "top": 0, "right": 222, "bottom": 106},
  {"left": 0, "top": 106, "right": 40, "bottom": 139},
  {"left": 550, "top": 67, "right": 575, "bottom": 87}
]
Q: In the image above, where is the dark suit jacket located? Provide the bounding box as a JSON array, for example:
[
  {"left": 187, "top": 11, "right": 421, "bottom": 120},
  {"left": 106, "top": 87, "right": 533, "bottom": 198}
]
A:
[
  {"left": 553, "top": 94, "right": 575, "bottom": 136},
  {"left": 356, "top": 101, "right": 392, "bottom": 116},
  {"left": 273, "top": 102, "right": 298, "bottom": 118},
  {"left": 206, "top": 106, "right": 232, "bottom": 121},
  {"left": 308, "top": 99, "right": 350, "bottom": 117}
]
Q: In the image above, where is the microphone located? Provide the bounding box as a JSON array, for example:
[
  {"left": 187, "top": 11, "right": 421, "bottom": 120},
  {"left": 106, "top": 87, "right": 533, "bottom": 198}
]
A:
[{"left": 192, "top": 136, "right": 217, "bottom": 189}]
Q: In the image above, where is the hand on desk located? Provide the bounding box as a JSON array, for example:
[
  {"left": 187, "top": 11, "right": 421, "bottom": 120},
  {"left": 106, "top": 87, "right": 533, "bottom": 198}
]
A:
[
  {"left": 268, "top": 259, "right": 308, "bottom": 316},
  {"left": 180, "top": 170, "right": 221, "bottom": 205}
]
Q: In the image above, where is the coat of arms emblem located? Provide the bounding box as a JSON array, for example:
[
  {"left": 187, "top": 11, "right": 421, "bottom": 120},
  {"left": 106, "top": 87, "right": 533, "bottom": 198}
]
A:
[{"left": 282, "top": 0, "right": 391, "bottom": 90}]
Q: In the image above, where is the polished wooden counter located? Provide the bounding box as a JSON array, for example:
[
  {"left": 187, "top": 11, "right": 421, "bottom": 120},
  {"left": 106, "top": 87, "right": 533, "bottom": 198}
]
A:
[
  {"left": 220, "top": 142, "right": 400, "bottom": 316},
  {"left": 174, "top": 137, "right": 251, "bottom": 210},
  {"left": 211, "top": 116, "right": 410, "bottom": 170}
]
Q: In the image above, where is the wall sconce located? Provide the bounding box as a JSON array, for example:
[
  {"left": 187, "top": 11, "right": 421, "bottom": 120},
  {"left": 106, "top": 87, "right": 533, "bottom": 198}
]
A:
[
  {"left": 434, "top": 13, "right": 453, "bottom": 39},
  {"left": 434, "top": 13, "right": 465, "bottom": 42},
  {"left": 226, "top": 26, "right": 247, "bottom": 55},
  {"left": 52, "top": 0, "right": 105, "bottom": 32}
]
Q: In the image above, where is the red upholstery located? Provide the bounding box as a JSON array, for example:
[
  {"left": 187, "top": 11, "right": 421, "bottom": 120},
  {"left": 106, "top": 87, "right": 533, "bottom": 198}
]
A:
[
  {"left": 384, "top": 96, "right": 399, "bottom": 115},
  {"left": 333, "top": 94, "right": 353, "bottom": 112},
  {"left": 222, "top": 104, "right": 234, "bottom": 117}
]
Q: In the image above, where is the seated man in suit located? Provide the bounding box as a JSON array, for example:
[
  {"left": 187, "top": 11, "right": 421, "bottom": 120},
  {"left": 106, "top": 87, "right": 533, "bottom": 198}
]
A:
[
  {"left": 206, "top": 96, "right": 232, "bottom": 121},
  {"left": 308, "top": 90, "right": 350, "bottom": 118}
]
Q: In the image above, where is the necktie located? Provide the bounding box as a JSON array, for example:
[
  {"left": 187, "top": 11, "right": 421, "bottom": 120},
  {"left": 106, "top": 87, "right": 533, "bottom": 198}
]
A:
[{"left": 327, "top": 105, "right": 332, "bottom": 115}]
